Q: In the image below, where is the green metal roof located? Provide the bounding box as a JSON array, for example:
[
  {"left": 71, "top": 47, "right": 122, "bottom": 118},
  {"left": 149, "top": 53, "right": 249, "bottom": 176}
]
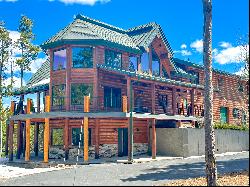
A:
[
  {"left": 96, "top": 64, "right": 204, "bottom": 89},
  {"left": 13, "top": 59, "right": 50, "bottom": 96},
  {"left": 41, "top": 14, "right": 141, "bottom": 54},
  {"left": 173, "top": 58, "right": 243, "bottom": 78}
]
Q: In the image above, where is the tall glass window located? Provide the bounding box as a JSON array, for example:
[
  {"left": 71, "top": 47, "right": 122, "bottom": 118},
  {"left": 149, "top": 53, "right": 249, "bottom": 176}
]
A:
[
  {"left": 53, "top": 49, "right": 67, "bottom": 71},
  {"left": 71, "top": 128, "right": 91, "bottom": 146},
  {"left": 141, "top": 52, "right": 149, "bottom": 74},
  {"left": 129, "top": 56, "right": 138, "bottom": 72},
  {"left": 152, "top": 50, "right": 160, "bottom": 76},
  {"left": 52, "top": 84, "right": 66, "bottom": 106},
  {"left": 71, "top": 83, "right": 93, "bottom": 105},
  {"left": 105, "top": 49, "right": 122, "bottom": 68},
  {"left": 72, "top": 47, "right": 93, "bottom": 68}
]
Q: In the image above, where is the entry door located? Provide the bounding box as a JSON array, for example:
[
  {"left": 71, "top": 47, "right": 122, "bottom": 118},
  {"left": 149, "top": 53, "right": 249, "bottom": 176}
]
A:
[
  {"left": 118, "top": 128, "right": 128, "bottom": 157},
  {"left": 220, "top": 107, "right": 228, "bottom": 124}
]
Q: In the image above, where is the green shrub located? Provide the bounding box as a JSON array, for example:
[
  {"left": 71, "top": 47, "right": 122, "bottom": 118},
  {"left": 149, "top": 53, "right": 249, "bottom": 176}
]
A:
[{"left": 214, "top": 122, "right": 249, "bottom": 131}]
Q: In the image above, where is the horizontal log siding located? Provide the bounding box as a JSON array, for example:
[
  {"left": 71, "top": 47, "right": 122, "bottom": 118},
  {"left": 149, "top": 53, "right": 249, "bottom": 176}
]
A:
[
  {"left": 51, "top": 71, "right": 66, "bottom": 85},
  {"left": 155, "top": 87, "right": 173, "bottom": 114}
]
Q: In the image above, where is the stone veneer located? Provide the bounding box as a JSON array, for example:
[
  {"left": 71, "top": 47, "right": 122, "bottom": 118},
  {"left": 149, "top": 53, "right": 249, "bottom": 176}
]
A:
[
  {"left": 49, "top": 143, "right": 148, "bottom": 159},
  {"left": 133, "top": 143, "right": 148, "bottom": 156}
]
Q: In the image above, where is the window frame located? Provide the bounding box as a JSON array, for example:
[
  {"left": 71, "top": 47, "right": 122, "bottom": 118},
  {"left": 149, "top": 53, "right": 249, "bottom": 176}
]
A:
[
  {"left": 53, "top": 48, "right": 67, "bottom": 71},
  {"left": 71, "top": 127, "right": 92, "bottom": 146},
  {"left": 72, "top": 47, "right": 93, "bottom": 69},
  {"left": 51, "top": 128, "right": 64, "bottom": 146},
  {"left": 71, "top": 83, "right": 93, "bottom": 105},
  {"left": 105, "top": 49, "right": 122, "bottom": 68},
  {"left": 52, "top": 84, "right": 66, "bottom": 106}
]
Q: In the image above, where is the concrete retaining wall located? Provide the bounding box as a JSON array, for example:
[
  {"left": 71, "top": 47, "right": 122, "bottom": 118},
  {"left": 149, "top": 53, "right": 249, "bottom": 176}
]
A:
[{"left": 152, "top": 128, "right": 249, "bottom": 157}]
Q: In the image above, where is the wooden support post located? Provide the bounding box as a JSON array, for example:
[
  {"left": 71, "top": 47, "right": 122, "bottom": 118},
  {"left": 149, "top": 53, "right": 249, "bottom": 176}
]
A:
[
  {"left": 95, "top": 119, "right": 100, "bottom": 159},
  {"left": 44, "top": 96, "right": 50, "bottom": 163},
  {"left": 37, "top": 92, "right": 40, "bottom": 113},
  {"left": 151, "top": 83, "right": 156, "bottom": 114},
  {"left": 122, "top": 96, "right": 128, "bottom": 113},
  {"left": 84, "top": 96, "right": 90, "bottom": 163},
  {"left": 25, "top": 98, "right": 31, "bottom": 161},
  {"left": 23, "top": 122, "right": 26, "bottom": 157},
  {"left": 34, "top": 123, "right": 39, "bottom": 157},
  {"left": 65, "top": 46, "right": 71, "bottom": 112},
  {"left": 5, "top": 124, "right": 9, "bottom": 156},
  {"left": 148, "top": 46, "right": 153, "bottom": 75},
  {"left": 16, "top": 121, "right": 22, "bottom": 159},
  {"left": 64, "top": 118, "right": 69, "bottom": 160},
  {"left": 8, "top": 101, "right": 15, "bottom": 161},
  {"left": 126, "top": 77, "right": 131, "bottom": 112},
  {"left": 191, "top": 89, "right": 195, "bottom": 116},
  {"left": 172, "top": 87, "right": 177, "bottom": 115},
  {"left": 151, "top": 119, "right": 156, "bottom": 159},
  {"left": 147, "top": 119, "right": 151, "bottom": 155},
  {"left": 137, "top": 55, "right": 141, "bottom": 73}
]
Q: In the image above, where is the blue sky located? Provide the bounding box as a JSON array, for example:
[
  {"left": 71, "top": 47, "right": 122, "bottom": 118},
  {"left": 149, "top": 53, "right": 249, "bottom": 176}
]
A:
[{"left": 0, "top": 0, "right": 249, "bottom": 106}]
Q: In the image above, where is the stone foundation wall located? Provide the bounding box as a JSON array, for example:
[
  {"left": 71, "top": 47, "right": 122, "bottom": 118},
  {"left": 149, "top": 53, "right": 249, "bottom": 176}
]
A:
[
  {"left": 133, "top": 143, "right": 148, "bottom": 156},
  {"left": 49, "top": 143, "right": 149, "bottom": 159},
  {"left": 99, "top": 144, "right": 118, "bottom": 158}
]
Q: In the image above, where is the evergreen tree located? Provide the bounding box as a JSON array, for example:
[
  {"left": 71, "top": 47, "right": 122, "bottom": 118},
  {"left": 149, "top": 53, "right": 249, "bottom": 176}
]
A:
[{"left": 15, "top": 15, "right": 40, "bottom": 91}]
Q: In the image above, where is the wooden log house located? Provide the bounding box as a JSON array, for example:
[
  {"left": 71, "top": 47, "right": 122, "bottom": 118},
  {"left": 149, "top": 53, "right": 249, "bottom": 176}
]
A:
[{"left": 7, "top": 14, "right": 248, "bottom": 162}]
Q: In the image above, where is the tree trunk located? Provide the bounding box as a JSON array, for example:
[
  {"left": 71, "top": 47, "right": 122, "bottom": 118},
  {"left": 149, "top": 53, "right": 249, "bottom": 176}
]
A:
[{"left": 202, "top": 0, "right": 217, "bottom": 186}]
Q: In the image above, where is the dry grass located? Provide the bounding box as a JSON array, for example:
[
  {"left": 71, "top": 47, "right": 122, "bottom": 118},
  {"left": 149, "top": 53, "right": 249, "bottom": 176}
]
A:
[{"left": 162, "top": 170, "right": 249, "bottom": 186}]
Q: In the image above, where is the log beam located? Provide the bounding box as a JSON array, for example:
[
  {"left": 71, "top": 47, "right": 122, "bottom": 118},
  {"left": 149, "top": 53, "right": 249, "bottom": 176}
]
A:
[
  {"left": 94, "top": 119, "right": 99, "bottom": 159},
  {"left": 8, "top": 101, "right": 15, "bottom": 161},
  {"left": 84, "top": 96, "right": 90, "bottom": 163},
  {"left": 44, "top": 96, "right": 50, "bottom": 163},
  {"left": 25, "top": 98, "right": 31, "bottom": 161},
  {"left": 151, "top": 119, "right": 156, "bottom": 159}
]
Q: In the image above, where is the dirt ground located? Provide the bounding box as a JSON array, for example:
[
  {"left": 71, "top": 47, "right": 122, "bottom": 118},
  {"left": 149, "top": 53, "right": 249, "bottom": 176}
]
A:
[{"left": 163, "top": 170, "right": 249, "bottom": 186}]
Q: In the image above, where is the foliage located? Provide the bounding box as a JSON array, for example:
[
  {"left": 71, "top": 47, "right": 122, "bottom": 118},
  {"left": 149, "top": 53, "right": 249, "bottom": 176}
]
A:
[
  {"left": 15, "top": 15, "right": 40, "bottom": 88},
  {"left": 214, "top": 122, "right": 249, "bottom": 131},
  {"left": 71, "top": 83, "right": 93, "bottom": 105}
]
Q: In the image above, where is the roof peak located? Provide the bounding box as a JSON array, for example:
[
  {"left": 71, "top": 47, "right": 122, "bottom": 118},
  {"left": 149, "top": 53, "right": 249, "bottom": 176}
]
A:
[{"left": 75, "top": 14, "right": 127, "bottom": 33}]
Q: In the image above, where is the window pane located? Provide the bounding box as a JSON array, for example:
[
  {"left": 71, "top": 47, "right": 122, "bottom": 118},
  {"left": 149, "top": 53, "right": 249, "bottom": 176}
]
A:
[
  {"left": 104, "top": 87, "right": 121, "bottom": 109},
  {"left": 105, "top": 50, "right": 122, "bottom": 68},
  {"left": 72, "top": 47, "right": 93, "bottom": 68},
  {"left": 141, "top": 52, "right": 149, "bottom": 74},
  {"left": 52, "top": 85, "right": 66, "bottom": 106},
  {"left": 129, "top": 56, "right": 137, "bottom": 72},
  {"left": 71, "top": 83, "right": 93, "bottom": 105},
  {"left": 51, "top": 128, "right": 63, "bottom": 146},
  {"left": 71, "top": 128, "right": 91, "bottom": 146},
  {"left": 53, "top": 49, "right": 67, "bottom": 71}
]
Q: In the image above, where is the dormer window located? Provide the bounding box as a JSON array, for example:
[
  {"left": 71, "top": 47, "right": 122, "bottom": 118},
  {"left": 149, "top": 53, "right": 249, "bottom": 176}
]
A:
[
  {"left": 53, "top": 49, "right": 67, "bottom": 71},
  {"left": 217, "top": 78, "right": 223, "bottom": 90},
  {"left": 152, "top": 49, "right": 160, "bottom": 76},
  {"left": 238, "top": 82, "right": 244, "bottom": 92}
]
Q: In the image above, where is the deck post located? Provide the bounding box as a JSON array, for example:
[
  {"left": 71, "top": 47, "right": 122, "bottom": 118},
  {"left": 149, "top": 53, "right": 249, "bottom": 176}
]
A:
[
  {"left": 16, "top": 121, "right": 22, "bottom": 159},
  {"left": 44, "top": 96, "right": 50, "bottom": 163},
  {"left": 64, "top": 118, "right": 69, "bottom": 160},
  {"left": 122, "top": 96, "right": 128, "bottom": 113},
  {"left": 8, "top": 101, "right": 15, "bottom": 161},
  {"left": 172, "top": 87, "right": 177, "bottom": 115},
  {"left": 127, "top": 77, "right": 133, "bottom": 162},
  {"left": 151, "top": 119, "right": 156, "bottom": 159},
  {"left": 94, "top": 119, "right": 99, "bottom": 159},
  {"left": 84, "top": 96, "right": 90, "bottom": 163},
  {"left": 25, "top": 98, "right": 31, "bottom": 161}
]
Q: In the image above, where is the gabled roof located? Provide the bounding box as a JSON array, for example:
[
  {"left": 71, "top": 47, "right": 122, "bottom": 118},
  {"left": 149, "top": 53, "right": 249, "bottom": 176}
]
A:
[{"left": 41, "top": 14, "right": 141, "bottom": 54}]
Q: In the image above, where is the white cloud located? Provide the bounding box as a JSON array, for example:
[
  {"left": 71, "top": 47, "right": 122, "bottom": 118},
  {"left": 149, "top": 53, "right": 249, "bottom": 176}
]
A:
[
  {"left": 190, "top": 39, "right": 203, "bottom": 53},
  {"left": 181, "top": 44, "right": 187, "bottom": 49},
  {"left": 8, "top": 30, "right": 21, "bottom": 56},
  {"left": 49, "top": 0, "right": 111, "bottom": 5},
  {"left": 214, "top": 45, "right": 249, "bottom": 64},
  {"left": 3, "top": 76, "right": 25, "bottom": 89},
  {"left": 174, "top": 50, "right": 192, "bottom": 56},
  {"left": 219, "top": 41, "right": 232, "bottom": 48},
  {"left": 0, "top": 0, "right": 18, "bottom": 2}
]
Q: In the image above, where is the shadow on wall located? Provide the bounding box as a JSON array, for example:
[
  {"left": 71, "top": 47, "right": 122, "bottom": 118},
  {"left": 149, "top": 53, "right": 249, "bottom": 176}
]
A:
[{"left": 120, "top": 158, "right": 249, "bottom": 182}]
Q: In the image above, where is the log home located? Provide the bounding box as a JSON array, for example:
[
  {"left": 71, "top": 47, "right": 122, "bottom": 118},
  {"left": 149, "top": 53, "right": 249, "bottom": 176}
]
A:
[{"left": 7, "top": 14, "right": 248, "bottom": 162}]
